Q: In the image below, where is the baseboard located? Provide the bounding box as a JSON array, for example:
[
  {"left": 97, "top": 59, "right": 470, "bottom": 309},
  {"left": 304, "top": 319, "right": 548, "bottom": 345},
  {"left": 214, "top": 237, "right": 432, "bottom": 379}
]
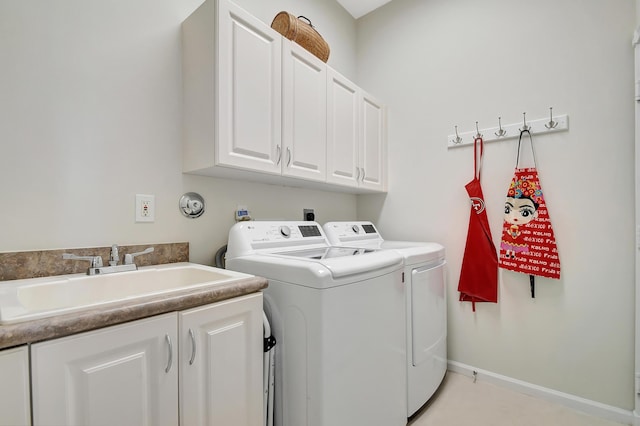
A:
[{"left": 447, "top": 361, "right": 634, "bottom": 425}]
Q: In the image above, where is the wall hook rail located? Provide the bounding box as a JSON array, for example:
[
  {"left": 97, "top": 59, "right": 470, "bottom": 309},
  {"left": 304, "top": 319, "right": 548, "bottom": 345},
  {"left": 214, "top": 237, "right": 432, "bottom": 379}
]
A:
[
  {"left": 474, "top": 121, "right": 482, "bottom": 138},
  {"left": 545, "top": 107, "right": 558, "bottom": 129},
  {"left": 519, "top": 112, "right": 530, "bottom": 132},
  {"left": 451, "top": 125, "right": 463, "bottom": 145},
  {"left": 494, "top": 116, "right": 507, "bottom": 137},
  {"left": 446, "top": 111, "right": 569, "bottom": 148}
]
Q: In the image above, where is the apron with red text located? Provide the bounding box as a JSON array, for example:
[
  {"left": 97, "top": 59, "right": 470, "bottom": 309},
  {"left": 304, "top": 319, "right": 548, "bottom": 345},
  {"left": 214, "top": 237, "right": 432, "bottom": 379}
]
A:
[
  {"left": 458, "top": 137, "right": 499, "bottom": 311},
  {"left": 499, "top": 130, "right": 560, "bottom": 297}
]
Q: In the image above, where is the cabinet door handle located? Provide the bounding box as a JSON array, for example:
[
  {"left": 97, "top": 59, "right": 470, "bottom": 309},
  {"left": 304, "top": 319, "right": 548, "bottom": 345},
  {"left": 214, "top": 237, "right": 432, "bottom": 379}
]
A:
[
  {"left": 360, "top": 167, "right": 366, "bottom": 182},
  {"left": 188, "top": 328, "right": 197, "bottom": 365},
  {"left": 276, "top": 145, "right": 281, "bottom": 165},
  {"left": 286, "top": 147, "right": 292, "bottom": 167},
  {"left": 165, "top": 334, "right": 173, "bottom": 373},
  {"left": 355, "top": 167, "right": 360, "bottom": 181}
]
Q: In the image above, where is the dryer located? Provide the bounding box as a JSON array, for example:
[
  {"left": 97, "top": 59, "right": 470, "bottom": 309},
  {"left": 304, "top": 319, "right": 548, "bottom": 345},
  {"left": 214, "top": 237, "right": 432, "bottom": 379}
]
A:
[
  {"left": 226, "top": 221, "right": 407, "bottom": 426},
  {"left": 323, "top": 221, "right": 446, "bottom": 417}
]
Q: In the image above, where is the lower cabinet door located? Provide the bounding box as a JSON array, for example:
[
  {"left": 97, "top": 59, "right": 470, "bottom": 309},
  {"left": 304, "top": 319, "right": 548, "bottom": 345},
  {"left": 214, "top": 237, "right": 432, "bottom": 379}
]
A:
[
  {"left": 0, "top": 345, "right": 31, "bottom": 426},
  {"left": 31, "top": 313, "right": 178, "bottom": 426},
  {"left": 179, "top": 293, "right": 263, "bottom": 426}
]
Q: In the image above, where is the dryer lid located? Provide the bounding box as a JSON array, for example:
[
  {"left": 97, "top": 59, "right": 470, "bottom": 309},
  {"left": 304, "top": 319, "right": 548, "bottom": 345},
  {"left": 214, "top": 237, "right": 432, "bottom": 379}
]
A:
[{"left": 277, "top": 246, "right": 376, "bottom": 259}]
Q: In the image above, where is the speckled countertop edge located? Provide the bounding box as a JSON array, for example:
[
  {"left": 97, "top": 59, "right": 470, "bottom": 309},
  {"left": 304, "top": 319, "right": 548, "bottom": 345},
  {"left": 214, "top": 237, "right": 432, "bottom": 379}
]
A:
[{"left": 0, "top": 276, "right": 267, "bottom": 350}]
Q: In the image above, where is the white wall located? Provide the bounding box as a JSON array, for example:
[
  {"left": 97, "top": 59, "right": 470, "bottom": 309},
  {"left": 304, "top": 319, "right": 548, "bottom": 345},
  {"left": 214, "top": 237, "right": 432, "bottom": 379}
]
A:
[
  {"left": 635, "top": 0, "right": 640, "bottom": 417},
  {"left": 356, "top": 0, "right": 636, "bottom": 410},
  {"left": 0, "top": 0, "right": 358, "bottom": 265},
  {"left": 3, "top": 0, "right": 635, "bottom": 414}
]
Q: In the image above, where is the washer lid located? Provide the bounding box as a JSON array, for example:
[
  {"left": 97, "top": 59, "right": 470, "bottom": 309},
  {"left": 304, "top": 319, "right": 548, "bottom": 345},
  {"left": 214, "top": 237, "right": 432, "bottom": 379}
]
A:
[
  {"left": 262, "top": 247, "right": 403, "bottom": 279},
  {"left": 379, "top": 241, "right": 445, "bottom": 265},
  {"left": 227, "top": 249, "right": 403, "bottom": 288}
]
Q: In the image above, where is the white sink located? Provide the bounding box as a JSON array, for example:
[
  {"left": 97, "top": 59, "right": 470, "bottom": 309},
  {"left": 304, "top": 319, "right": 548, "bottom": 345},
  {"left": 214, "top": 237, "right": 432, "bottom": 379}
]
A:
[{"left": 0, "top": 263, "right": 255, "bottom": 324}]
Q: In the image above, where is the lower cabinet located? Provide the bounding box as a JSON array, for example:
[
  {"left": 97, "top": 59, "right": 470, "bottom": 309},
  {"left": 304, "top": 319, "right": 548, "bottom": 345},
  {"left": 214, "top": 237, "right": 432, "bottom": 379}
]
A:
[
  {"left": 0, "top": 345, "right": 31, "bottom": 426},
  {"left": 179, "top": 293, "right": 263, "bottom": 425},
  {"left": 31, "top": 293, "right": 263, "bottom": 426},
  {"left": 32, "top": 312, "right": 179, "bottom": 426}
]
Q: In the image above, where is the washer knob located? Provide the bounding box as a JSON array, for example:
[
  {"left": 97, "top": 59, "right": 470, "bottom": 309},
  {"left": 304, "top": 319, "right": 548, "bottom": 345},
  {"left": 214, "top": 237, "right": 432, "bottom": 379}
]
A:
[
  {"left": 279, "top": 226, "right": 291, "bottom": 237},
  {"left": 351, "top": 225, "right": 360, "bottom": 234}
]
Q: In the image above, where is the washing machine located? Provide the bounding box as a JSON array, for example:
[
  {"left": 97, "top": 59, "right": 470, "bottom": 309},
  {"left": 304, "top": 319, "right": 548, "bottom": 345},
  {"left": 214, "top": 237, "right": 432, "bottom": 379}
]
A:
[
  {"left": 226, "top": 221, "right": 407, "bottom": 426},
  {"left": 323, "top": 221, "right": 447, "bottom": 417}
]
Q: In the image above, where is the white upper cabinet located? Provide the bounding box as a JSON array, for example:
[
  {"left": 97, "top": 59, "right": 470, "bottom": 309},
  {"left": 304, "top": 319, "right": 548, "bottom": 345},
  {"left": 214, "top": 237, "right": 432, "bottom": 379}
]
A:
[
  {"left": 327, "top": 69, "right": 387, "bottom": 192},
  {"left": 183, "top": 0, "right": 282, "bottom": 175},
  {"left": 326, "top": 68, "right": 359, "bottom": 187},
  {"left": 182, "top": 0, "right": 386, "bottom": 193},
  {"left": 359, "top": 91, "right": 387, "bottom": 191},
  {"left": 282, "top": 40, "right": 327, "bottom": 181}
]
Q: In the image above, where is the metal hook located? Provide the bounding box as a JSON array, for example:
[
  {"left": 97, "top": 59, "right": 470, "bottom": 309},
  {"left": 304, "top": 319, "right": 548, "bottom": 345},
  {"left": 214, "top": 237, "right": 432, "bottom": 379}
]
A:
[
  {"left": 494, "top": 116, "right": 507, "bottom": 137},
  {"left": 544, "top": 107, "right": 558, "bottom": 129},
  {"left": 451, "top": 125, "right": 463, "bottom": 144},
  {"left": 474, "top": 121, "right": 483, "bottom": 139},
  {"left": 519, "top": 112, "right": 530, "bottom": 132}
]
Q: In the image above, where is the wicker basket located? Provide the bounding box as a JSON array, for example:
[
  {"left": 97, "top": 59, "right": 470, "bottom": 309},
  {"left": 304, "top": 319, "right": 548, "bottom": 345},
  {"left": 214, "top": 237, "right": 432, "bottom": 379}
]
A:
[{"left": 271, "top": 12, "right": 330, "bottom": 63}]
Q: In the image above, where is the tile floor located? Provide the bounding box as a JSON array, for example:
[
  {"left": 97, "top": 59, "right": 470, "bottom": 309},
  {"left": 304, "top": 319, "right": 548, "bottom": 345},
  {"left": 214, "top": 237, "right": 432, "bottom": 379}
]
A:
[{"left": 408, "top": 372, "right": 629, "bottom": 426}]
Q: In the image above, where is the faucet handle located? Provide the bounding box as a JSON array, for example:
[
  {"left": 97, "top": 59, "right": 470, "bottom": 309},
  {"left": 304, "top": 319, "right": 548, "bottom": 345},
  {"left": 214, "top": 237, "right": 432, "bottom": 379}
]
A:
[
  {"left": 124, "top": 247, "right": 154, "bottom": 265},
  {"left": 109, "top": 244, "right": 119, "bottom": 266},
  {"left": 62, "top": 253, "right": 103, "bottom": 268}
]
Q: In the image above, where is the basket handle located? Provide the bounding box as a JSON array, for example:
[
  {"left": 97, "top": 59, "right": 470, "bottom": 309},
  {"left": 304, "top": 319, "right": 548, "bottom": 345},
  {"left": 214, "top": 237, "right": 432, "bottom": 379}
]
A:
[{"left": 297, "top": 15, "right": 314, "bottom": 28}]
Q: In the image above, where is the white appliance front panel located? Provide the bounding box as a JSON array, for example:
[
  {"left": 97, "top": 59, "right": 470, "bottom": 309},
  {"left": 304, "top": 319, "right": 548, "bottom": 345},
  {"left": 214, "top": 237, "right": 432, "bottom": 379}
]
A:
[
  {"left": 411, "top": 263, "right": 446, "bottom": 366},
  {"left": 408, "top": 261, "right": 447, "bottom": 415},
  {"left": 322, "top": 221, "right": 447, "bottom": 416},
  {"left": 264, "top": 271, "right": 406, "bottom": 426}
]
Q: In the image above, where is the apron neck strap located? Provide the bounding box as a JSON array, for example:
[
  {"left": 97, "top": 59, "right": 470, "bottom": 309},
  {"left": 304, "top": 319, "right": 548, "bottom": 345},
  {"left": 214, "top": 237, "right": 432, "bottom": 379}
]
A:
[
  {"left": 516, "top": 129, "right": 538, "bottom": 169},
  {"left": 474, "top": 137, "right": 484, "bottom": 179}
]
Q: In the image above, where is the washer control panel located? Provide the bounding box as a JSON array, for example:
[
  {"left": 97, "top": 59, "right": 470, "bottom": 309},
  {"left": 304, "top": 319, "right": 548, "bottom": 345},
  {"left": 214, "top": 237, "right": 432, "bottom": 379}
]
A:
[
  {"left": 279, "top": 225, "right": 291, "bottom": 238},
  {"left": 238, "top": 222, "right": 326, "bottom": 245},
  {"left": 323, "top": 221, "right": 383, "bottom": 245}
]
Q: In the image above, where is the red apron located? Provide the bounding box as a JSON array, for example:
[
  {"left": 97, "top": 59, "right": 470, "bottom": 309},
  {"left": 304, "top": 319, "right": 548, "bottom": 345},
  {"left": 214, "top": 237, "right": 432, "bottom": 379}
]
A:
[
  {"left": 499, "top": 130, "right": 560, "bottom": 297},
  {"left": 458, "top": 137, "right": 499, "bottom": 311}
]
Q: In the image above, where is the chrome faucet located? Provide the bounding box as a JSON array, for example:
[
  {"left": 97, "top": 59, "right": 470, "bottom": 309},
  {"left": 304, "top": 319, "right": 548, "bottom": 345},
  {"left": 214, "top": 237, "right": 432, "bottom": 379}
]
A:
[
  {"left": 109, "top": 244, "right": 119, "bottom": 266},
  {"left": 63, "top": 246, "right": 154, "bottom": 275}
]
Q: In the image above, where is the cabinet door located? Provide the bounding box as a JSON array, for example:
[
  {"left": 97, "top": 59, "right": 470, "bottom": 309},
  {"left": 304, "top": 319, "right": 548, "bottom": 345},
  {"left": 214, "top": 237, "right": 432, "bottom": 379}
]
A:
[
  {"left": 31, "top": 313, "right": 178, "bottom": 426},
  {"left": 216, "top": 0, "right": 282, "bottom": 174},
  {"left": 326, "top": 68, "right": 359, "bottom": 187},
  {"left": 0, "top": 345, "right": 31, "bottom": 426},
  {"left": 360, "top": 91, "right": 387, "bottom": 191},
  {"left": 282, "top": 41, "right": 327, "bottom": 181},
  {"left": 180, "top": 293, "right": 263, "bottom": 426}
]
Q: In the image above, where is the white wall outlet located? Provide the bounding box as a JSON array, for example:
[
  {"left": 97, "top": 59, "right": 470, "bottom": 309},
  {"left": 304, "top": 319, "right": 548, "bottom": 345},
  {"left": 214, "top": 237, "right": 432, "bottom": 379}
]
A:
[{"left": 136, "top": 194, "right": 155, "bottom": 223}]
